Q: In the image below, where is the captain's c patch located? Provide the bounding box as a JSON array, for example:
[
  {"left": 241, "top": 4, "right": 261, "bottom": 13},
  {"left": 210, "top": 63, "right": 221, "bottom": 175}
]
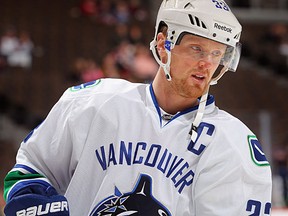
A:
[{"left": 248, "top": 135, "right": 270, "bottom": 166}]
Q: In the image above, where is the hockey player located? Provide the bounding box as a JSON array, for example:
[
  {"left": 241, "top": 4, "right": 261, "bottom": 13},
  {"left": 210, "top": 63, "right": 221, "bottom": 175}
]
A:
[{"left": 3, "top": 0, "right": 272, "bottom": 215}]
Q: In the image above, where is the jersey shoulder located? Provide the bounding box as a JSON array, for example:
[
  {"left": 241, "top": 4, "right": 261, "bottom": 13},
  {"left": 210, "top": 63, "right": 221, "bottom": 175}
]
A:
[
  {"left": 207, "top": 109, "right": 271, "bottom": 178},
  {"left": 52, "top": 78, "right": 148, "bottom": 123},
  {"left": 63, "top": 78, "right": 144, "bottom": 99}
]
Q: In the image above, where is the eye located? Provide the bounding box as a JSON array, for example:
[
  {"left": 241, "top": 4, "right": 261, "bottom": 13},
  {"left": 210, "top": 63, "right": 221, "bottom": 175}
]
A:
[
  {"left": 191, "top": 45, "right": 202, "bottom": 53},
  {"left": 211, "top": 50, "right": 222, "bottom": 57}
]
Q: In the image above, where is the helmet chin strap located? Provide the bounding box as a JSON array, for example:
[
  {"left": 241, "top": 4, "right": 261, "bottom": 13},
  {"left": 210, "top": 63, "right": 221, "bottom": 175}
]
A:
[
  {"left": 189, "top": 86, "right": 209, "bottom": 142},
  {"left": 189, "top": 66, "right": 228, "bottom": 142}
]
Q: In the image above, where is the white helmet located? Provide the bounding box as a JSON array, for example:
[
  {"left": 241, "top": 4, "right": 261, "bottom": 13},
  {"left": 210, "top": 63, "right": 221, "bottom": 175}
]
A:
[{"left": 150, "top": 0, "right": 242, "bottom": 84}]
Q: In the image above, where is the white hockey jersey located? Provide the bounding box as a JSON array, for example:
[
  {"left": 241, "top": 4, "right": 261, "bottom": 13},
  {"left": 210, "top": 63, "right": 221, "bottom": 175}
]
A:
[{"left": 6, "top": 78, "right": 272, "bottom": 215}]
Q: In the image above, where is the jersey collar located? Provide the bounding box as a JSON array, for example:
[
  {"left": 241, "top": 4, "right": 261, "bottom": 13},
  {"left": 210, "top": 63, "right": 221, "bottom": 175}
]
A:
[{"left": 148, "top": 83, "right": 215, "bottom": 127}]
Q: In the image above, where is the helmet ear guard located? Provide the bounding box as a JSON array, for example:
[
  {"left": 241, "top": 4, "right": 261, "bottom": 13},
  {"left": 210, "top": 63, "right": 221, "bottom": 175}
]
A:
[
  {"left": 150, "top": 21, "right": 174, "bottom": 81},
  {"left": 150, "top": 39, "right": 173, "bottom": 81}
]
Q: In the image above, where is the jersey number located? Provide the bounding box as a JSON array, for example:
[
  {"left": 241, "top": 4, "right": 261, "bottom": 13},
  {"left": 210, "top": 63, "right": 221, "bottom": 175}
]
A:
[
  {"left": 246, "top": 200, "right": 271, "bottom": 215},
  {"left": 211, "top": 0, "right": 230, "bottom": 11}
]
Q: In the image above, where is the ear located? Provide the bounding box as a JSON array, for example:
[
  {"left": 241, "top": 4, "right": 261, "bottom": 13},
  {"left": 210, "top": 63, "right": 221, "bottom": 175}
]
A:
[{"left": 156, "top": 32, "right": 167, "bottom": 62}]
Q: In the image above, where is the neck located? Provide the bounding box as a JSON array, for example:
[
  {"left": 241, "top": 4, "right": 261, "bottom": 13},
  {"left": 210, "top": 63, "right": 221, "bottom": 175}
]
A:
[{"left": 152, "top": 68, "right": 199, "bottom": 115}]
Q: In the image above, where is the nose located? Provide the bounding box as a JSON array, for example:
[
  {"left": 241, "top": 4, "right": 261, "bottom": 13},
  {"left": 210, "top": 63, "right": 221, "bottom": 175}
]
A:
[
  {"left": 198, "top": 58, "right": 212, "bottom": 69},
  {"left": 197, "top": 52, "right": 214, "bottom": 67}
]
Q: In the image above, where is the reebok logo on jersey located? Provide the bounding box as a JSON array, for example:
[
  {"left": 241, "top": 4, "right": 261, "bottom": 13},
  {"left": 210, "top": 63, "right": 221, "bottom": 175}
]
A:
[
  {"left": 214, "top": 23, "right": 232, "bottom": 33},
  {"left": 16, "top": 201, "right": 68, "bottom": 216}
]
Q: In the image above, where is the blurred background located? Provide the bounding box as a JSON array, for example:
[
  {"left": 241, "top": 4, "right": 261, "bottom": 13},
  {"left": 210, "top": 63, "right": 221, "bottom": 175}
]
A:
[{"left": 0, "top": 0, "right": 287, "bottom": 215}]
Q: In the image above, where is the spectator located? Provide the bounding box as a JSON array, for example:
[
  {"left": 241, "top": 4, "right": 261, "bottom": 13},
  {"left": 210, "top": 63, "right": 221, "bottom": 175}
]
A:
[
  {"left": 128, "top": 24, "right": 145, "bottom": 45},
  {"left": 129, "top": 0, "right": 148, "bottom": 22},
  {"left": 102, "top": 52, "right": 121, "bottom": 78},
  {"left": 114, "top": 41, "right": 136, "bottom": 79},
  {"left": 98, "top": 0, "right": 116, "bottom": 25},
  {"left": 80, "top": 58, "right": 105, "bottom": 82},
  {"left": 114, "top": 0, "right": 130, "bottom": 24},
  {"left": 7, "top": 30, "right": 34, "bottom": 69},
  {"left": 72, "top": 57, "right": 105, "bottom": 83},
  {"left": 76, "top": 0, "right": 149, "bottom": 25},
  {"left": 110, "top": 23, "right": 129, "bottom": 48},
  {"left": 130, "top": 43, "right": 158, "bottom": 82},
  {"left": 0, "top": 26, "right": 18, "bottom": 68},
  {"left": 102, "top": 41, "right": 135, "bottom": 81},
  {"left": 263, "top": 23, "right": 287, "bottom": 45},
  {"left": 80, "top": 0, "right": 98, "bottom": 18},
  {"left": 254, "top": 23, "right": 288, "bottom": 77}
]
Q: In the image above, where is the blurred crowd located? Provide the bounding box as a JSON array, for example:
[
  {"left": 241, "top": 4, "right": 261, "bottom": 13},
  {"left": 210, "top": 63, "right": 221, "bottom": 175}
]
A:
[
  {"left": 0, "top": 27, "right": 38, "bottom": 215},
  {"left": 68, "top": 23, "right": 157, "bottom": 84},
  {"left": 0, "top": 25, "right": 34, "bottom": 72},
  {"left": 242, "top": 23, "right": 288, "bottom": 78},
  {"left": 68, "top": 0, "right": 157, "bottom": 84},
  {"left": 258, "top": 23, "right": 288, "bottom": 77},
  {"left": 74, "top": 0, "right": 148, "bottom": 25},
  {"left": 101, "top": 23, "right": 157, "bottom": 83}
]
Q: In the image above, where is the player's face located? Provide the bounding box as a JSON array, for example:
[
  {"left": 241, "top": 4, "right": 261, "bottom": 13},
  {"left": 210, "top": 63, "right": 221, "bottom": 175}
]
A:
[{"left": 169, "top": 34, "right": 227, "bottom": 98}]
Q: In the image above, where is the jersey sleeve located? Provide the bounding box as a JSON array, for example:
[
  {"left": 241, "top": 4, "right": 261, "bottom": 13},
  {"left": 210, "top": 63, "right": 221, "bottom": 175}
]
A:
[
  {"left": 193, "top": 116, "right": 272, "bottom": 215},
  {"left": 4, "top": 84, "right": 86, "bottom": 201},
  {"left": 3, "top": 78, "right": 136, "bottom": 202}
]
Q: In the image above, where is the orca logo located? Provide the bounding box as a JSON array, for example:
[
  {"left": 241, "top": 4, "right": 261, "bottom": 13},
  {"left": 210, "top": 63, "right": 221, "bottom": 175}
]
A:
[
  {"left": 70, "top": 79, "right": 101, "bottom": 92},
  {"left": 90, "top": 174, "right": 171, "bottom": 216},
  {"left": 248, "top": 135, "right": 270, "bottom": 166}
]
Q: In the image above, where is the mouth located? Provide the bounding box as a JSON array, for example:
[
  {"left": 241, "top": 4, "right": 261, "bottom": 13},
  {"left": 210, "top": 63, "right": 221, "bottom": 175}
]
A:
[{"left": 191, "top": 74, "right": 205, "bottom": 81}]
